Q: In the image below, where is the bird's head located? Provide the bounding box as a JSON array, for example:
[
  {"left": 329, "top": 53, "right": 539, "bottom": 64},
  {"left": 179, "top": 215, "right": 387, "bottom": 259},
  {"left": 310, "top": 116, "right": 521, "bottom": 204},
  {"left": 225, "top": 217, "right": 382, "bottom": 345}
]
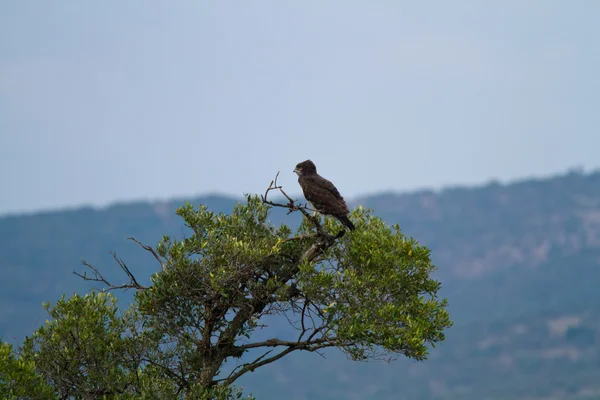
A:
[{"left": 294, "top": 160, "right": 317, "bottom": 176}]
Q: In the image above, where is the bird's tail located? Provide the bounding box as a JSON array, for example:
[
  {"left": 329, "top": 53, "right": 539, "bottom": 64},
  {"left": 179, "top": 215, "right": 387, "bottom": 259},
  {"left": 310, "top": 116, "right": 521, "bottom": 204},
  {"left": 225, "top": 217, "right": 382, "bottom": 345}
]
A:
[{"left": 336, "top": 215, "right": 355, "bottom": 231}]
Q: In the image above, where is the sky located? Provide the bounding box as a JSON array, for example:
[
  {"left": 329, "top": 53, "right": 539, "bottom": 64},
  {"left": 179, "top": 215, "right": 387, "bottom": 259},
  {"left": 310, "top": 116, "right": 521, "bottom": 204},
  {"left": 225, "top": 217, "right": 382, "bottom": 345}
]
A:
[{"left": 1, "top": 1, "right": 599, "bottom": 215}]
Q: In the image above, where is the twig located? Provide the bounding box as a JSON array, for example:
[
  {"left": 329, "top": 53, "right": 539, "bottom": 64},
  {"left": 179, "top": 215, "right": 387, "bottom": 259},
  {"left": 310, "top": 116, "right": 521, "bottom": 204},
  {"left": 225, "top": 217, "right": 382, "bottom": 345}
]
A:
[
  {"left": 261, "top": 172, "right": 333, "bottom": 240},
  {"left": 74, "top": 252, "right": 147, "bottom": 291},
  {"left": 128, "top": 237, "right": 163, "bottom": 266}
]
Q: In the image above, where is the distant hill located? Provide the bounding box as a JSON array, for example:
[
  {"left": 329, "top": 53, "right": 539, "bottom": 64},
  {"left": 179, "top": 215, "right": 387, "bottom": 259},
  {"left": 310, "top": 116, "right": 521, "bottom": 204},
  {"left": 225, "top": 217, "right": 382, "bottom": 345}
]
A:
[{"left": 2, "top": 169, "right": 600, "bottom": 399}]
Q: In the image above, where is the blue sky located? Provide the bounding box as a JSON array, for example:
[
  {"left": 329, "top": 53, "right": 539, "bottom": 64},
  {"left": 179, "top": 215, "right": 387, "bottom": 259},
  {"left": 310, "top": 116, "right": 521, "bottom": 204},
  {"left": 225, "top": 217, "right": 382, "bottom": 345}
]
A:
[{"left": 1, "top": 1, "right": 599, "bottom": 215}]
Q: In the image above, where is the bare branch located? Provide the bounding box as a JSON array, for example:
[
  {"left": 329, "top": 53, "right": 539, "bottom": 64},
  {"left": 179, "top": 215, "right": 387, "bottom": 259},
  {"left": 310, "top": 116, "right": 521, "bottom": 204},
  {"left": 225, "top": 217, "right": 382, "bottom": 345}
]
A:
[
  {"left": 128, "top": 237, "right": 163, "bottom": 267},
  {"left": 238, "top": 337, "right": 330, "bottom": 350},
  {"left": 224, "top": 349, "right": 274, "bottom": 383},
  {"left": 261, "top": 172, "right": 323, "bottom": 226},
  {"left": 220, "top": 341, "right": 338, "bottom": 386},
  {"left": 74, "top": 252, "right": 147, "bottom": 291}
]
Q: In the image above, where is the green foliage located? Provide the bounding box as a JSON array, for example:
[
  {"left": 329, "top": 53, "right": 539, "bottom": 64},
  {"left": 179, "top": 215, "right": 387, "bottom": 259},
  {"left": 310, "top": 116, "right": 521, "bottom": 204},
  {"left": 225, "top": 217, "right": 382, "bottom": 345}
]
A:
[
  {"left": 10, "top": 292, "right": 254, "bottom": 399},
  {"left": 4, "top": 194, "right": 449, "bottom": 398},
  {"left": 19, "top": 292, "right": 147, "bottom": 398},
  {"left": 320, "top": 206, "right": 449, "bottom": 360},
  {"left": 294, "top": 206, "right": 451, "bottom": 361},
  {"left": 140, "top": 196, "right": 449, "bottom": 368},
  {"left": 0, "top": 340, "right": 56, "bottom": 399}
]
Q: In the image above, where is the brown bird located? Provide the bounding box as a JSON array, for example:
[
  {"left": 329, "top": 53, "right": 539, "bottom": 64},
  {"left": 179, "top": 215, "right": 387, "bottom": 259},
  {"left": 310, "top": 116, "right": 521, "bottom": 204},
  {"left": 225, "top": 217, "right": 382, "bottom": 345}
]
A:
[{"left": 293, "top": 160, "right": 355, "bottom": 231}]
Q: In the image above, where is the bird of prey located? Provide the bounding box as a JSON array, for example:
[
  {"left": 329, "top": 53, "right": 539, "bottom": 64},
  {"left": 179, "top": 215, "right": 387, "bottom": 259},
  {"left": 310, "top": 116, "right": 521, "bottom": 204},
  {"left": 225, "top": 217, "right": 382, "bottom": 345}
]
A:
[{"left": 293, "top": 160, "right": 355, "bottom": 231}]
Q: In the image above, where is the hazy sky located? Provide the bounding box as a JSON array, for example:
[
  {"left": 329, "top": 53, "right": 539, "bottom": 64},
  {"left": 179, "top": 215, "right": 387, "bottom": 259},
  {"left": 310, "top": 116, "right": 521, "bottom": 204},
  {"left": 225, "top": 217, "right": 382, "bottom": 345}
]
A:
[{"left": 1, "top": 1, "right": 599, "bottom": 215}]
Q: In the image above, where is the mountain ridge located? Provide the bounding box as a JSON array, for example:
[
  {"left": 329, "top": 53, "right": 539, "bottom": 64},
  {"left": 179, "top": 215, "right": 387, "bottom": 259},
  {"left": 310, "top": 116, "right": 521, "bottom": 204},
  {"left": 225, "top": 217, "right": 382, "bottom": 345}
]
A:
[
  {"left": 2, "top": 168, "right": 599, "bottom": 399},
  {"left": 2, "top": 167, "right": 593, "bottom": 219}
]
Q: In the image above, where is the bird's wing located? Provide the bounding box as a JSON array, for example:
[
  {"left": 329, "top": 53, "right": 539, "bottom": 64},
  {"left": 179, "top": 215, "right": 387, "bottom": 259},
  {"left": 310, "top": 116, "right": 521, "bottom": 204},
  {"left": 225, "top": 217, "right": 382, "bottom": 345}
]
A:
[
  {"left": 313, "top": 174, "right": 343, "bottom": 199},
  {"left": 300, "top": 174, "right": 349, "bottom": 215}
]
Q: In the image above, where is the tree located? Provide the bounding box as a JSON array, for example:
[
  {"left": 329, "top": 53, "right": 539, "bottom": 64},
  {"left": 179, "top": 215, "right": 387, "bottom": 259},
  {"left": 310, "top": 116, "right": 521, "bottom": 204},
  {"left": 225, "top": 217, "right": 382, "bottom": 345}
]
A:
[{"left": 2, "top": 178, "right": 451, "bottom": 398}]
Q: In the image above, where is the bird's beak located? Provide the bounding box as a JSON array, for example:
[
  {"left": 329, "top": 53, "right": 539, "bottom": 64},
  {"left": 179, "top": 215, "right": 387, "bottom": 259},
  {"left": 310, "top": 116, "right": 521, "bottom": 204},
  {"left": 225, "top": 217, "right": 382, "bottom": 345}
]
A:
[{"left": 293, "top": 168, "right": 299, "bottom": 175}]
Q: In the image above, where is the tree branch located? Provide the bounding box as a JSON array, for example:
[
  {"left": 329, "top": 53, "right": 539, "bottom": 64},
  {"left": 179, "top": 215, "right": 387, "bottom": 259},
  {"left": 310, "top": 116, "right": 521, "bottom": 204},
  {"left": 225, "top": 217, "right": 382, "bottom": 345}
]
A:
[
  {"left": 220, "top": 341, "right": 338, "bottom": 386},
  {"left": 261, "top": 171, "right": 331, "bottom": 238},
  {"left": 238, "top": 337, "right": 330, "bottom": 350},
  {"left": 74, "top": 252, "right": 147, "bottom": 291},
  {"left": 127, "top": 237, "right": 164, "bottom": 268}
]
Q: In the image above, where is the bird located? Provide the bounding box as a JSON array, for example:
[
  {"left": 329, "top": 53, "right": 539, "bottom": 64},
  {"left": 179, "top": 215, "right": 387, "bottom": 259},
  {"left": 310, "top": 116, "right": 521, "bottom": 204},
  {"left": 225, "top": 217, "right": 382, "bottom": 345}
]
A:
[{"left": 293, "top": 160, "right": 355, "bottom": 231}]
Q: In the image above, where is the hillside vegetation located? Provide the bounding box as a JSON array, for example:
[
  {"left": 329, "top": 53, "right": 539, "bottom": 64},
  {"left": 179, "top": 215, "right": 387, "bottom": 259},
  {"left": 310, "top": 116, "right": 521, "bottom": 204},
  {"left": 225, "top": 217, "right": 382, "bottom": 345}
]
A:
[{"left": 1, "top": 169, "right": 599, "bottom": 399}]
